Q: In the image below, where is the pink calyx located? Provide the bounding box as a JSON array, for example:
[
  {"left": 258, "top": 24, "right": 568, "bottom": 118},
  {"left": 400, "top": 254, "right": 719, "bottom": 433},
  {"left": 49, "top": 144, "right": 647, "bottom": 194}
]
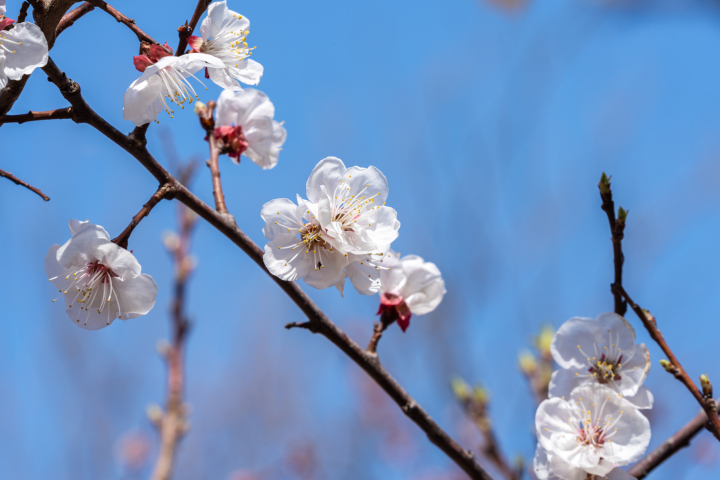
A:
[
  {"left": 187, "top": 35, "right": 204, "bottom": 53},
  {"left": 377, "top": 292, "right": 412, "bottom": 332},
  {"left": 213, "top": 125, "right": 249, "bottom": 161},
  {"left": 132, "top": 42, "right": 174, "bottom": 72},
  {"left": 0, "top": 16, "right": 15, "bottom": 31}
]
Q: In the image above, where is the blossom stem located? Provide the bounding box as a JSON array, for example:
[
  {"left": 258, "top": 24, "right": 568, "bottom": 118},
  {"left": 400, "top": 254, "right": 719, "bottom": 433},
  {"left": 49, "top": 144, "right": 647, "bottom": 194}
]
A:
[
  {"left": 112, "top": 182, "right": 175, "bottom": 250},
  {"left": 39, "top": 57, "right": 496, "bottom": 480},
  {"left": 175, "top": 0, "right": 212, "bottom": 56},
  {"left": 598, "top": 173, "right": 627, "bottom": 316},
  {"left": 55, "top": 2, "right": 95, "bottom": 37},
  {"left": 614, "top": 284, "right": 720, "bottom": 442},
  {"left": 366, "top": 311, "right": 395, "bottom": 354},
  {"left": 149, "top": 162, "right": 196, "bottom": 480},
  {"left": 0, "top": 107, "right": 73, "bottom": 125},
  {"left": 197, "top": 100, "right": 230, "bottom": 215},
  {"left": 85, "top": 0, "right": 170, "bottom": 52},
  {"left": 0, "top": 168, "right": 50, "bottom": 201},
  {"left": 628, "top": 398, "right": 720, "bottom": 479}
]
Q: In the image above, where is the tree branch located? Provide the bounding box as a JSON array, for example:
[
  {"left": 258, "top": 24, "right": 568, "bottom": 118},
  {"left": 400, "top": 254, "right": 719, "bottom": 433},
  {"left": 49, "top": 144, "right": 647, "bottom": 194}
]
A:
[
  {"left": 0, "top": 107, "right": 73, "bottom": 125},
  {"left": 614, "top": 285, "right": 720, "bottom": 442},
  {"left": 55, "top": 2, "right": 95, "bottom": 37},
  {"left": 175, "top": 0, "right": 211, "bottom": 55},
  {"left": 38, "top": 57, "right": 494, "bottom": 480},
  {"left": 149, "top": 163, "right": 196, "bottom": 480},
  {"left": 112, "top": 182, "right": 175, "bottom": 250},
  {"left": 86, "top": 0, "right": 169, "bottom": 50},
  {"left": 0, "top": 168, "right": 50, "bottom": 201},
  {"left": 599, "top": 176, "right": 720, "bottom": 441},
  {"left": 598, "top": 173, "right": 627, "bottom": 316},
  {"left": 17, "top": 2, "right": 30, "bottom": 23},
  {"left": 628, "top": 399, "right": 720, "bottom": 479}
]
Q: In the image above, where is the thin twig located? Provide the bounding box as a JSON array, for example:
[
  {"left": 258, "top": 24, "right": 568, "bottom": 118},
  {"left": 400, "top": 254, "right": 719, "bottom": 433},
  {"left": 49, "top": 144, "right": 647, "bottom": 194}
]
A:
[
  {"left": 149, "top": 163, "right": 196, "bottom": 480},
  {"left": 614, "top": 286, "right": 720, "bottom": 441},
  {"left": 196, "top": 100, "right": 229, "bottom": 215},
  {"left": 86, "top": 0, "right": 169, "bottom": 51},
  {"left": 457, "top": 392, "right": 519, "bottom": 480},
  {"left": 0, "top": 168, "right": 50, "bottom": 201},
  {"left": 112, "top": 183, "right": 174, "bottom": 249},
  {"left": 55, "top": 2, "right": 95, "bottom": 37},
  {"left": 17, "top": 2, "right": 30, "bottom": 23},
  {"left": 175, "top": 0, "right": 211, "bottom": 55},
  {"left": 38, "top": 57, "right": 494, "bottom": 480},
  {"left": 0, "top": 107, "right": 73, "bottom": 125},
  {"left": 598, "top": 174, "right": 627, "bottom": 316},
  {"left": 628, "top": 399, "right": 720, "bottom": 479}
]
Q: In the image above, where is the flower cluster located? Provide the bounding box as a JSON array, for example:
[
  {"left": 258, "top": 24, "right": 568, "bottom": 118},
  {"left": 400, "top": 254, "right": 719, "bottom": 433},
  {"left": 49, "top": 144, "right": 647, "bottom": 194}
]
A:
[
  {"left": 534, "top": 313, "right": 653, "bottom": 480},
  {"left": 123, "top": 0, "right": 262, "bottom": 126},
  {"left": 262, "top": 157, "right": 446, "bottom": 331},
  {"left": 0, "top": 0, "right": 48, "bottom": 89}
]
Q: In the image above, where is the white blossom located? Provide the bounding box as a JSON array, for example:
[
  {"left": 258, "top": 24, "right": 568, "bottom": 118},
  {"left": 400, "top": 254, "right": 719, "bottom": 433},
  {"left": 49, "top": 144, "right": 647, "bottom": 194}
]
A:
[
  {"left": 536, "top": 384, "right": 650, "bottom": 477},
  {"left": 45, "top": 220, "right": 158, "bottom": 330},
  {"left": 550, "top": 313, "right": 653, "bottom": 409},
  {"left": 534, "top": 446, "right": 636, "bottom": 480},
  {"left": 123, "top": 53, "right": 225, "bottom": 126},
  {"left": 262, "top": 157, "right": 400, "bottom": 294},
  {"left": 187, "top": 0, "right": 263, "bottom": 90},
  {"left": 370, "top": 250, "right": 446, "bottom": 331},
  {"left": 0, "top": 9, "right": 48, "bottom": 89},
  {"left": 214, "top": 88, "right": 286, "bottom": 169}
]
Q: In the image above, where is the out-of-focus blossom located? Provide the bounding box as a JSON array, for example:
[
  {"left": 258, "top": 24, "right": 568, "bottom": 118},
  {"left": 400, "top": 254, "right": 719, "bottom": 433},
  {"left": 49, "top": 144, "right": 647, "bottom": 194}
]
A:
[
  {"left": 214, "top": 88, "right": 286, "bottom": 168},
  {"left": 187, "top": 0, "right": 263, "bottom": 89},
  {"left": 534, "top": 446, "right": 637, "bottom": 480},
  {"left": 549, "top": 313, "right": 653, "bottom": 409},
  {"left": 115, "top": 430, "right": 152, "bottom": 471},
  {"left": 45, "top": 219, "right": 158, "bottom": 329},
  {"left": 536, "top": 384, "right": 650, "bottom": 477}
]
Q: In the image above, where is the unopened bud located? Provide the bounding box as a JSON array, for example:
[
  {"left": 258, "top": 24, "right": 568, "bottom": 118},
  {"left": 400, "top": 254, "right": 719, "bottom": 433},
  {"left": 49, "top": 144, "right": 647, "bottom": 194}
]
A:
[
  {"left": 146, "top": 404, "right": 163, "bottom": 425},
  {"left": 451, "top": 377, "right": 471, "bottom": 401},
  {"left": 659, "top": 359, "right": 674, "bottom": 373},
  {"left": 518, "top": 350, "right": 538, "bottom": 375},
  {"left": 513, "top": 455, "right": 524, "bottom": 472},
  {"left": 617, "top": 207, "right": 628, "bottom": 222},
  {"left": 642, "top": 309, "right": 656, "bottom": 326},
  {"left": 472, "top": 386, "right": 489, "bottom": 405},
  {"left": 536, "top": 325, "right": 555, "bottom": 356},
  {"left": 156, "top": 340, "right": 171, "bottom": 357},
  {"left": 599, "top": 172, "right": 611, "bottom": 195},
  {"left": 701, "top": 374, "right": 713, "bottom": 397},
  {"left": 163, "top": 232, "right": 180, "bottom": 252},
  {"left": 193, "top": 101, "right": 207, "bottom": 115}
]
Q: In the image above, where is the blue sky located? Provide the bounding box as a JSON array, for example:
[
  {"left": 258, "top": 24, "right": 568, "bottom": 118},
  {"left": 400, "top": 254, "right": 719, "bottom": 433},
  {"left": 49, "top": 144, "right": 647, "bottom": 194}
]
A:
[{"left": 2, "top": 0, "right": 720, "bottom": 479}]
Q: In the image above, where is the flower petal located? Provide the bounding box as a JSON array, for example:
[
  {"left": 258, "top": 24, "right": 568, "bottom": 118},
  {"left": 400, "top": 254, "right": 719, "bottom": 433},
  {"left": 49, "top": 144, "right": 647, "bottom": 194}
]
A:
[
  {"left": 306, "top": 157, "right": 346, "bottom": 204},
  {"left": 112, "top": 274, "right": 158, "bottom": 319},
  {"left": 56, "top": 223, "right": 111, "bottom": 268},
  {"left": 623, "top": 385, "right": 654, "bottom": 410},
  {"left": 200, "top": 0, "right": 249, "bottom": 42},
  {"left": 263, "top": 232, "right": 314, "bottom": 282},
  {"left": 302, "top": 247, "right": 348, "bottom": 290},
  {"left": 122, "top": 74, "right": 165, "bottom": 126},
  {"left": 91, "top": 242, "right": 142, "bottom": 280},
  {"left": 261, "top": 197, "right": 305, "bottom": 240},
  {"left": 45, "top": 244, "right": 73, "bottom": 291},
  {"left": 550, "top": 316, "right": 599, "bottom": 369},
  {"left": 2, "top": 22, "right": 48, "bottom": 80}
]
